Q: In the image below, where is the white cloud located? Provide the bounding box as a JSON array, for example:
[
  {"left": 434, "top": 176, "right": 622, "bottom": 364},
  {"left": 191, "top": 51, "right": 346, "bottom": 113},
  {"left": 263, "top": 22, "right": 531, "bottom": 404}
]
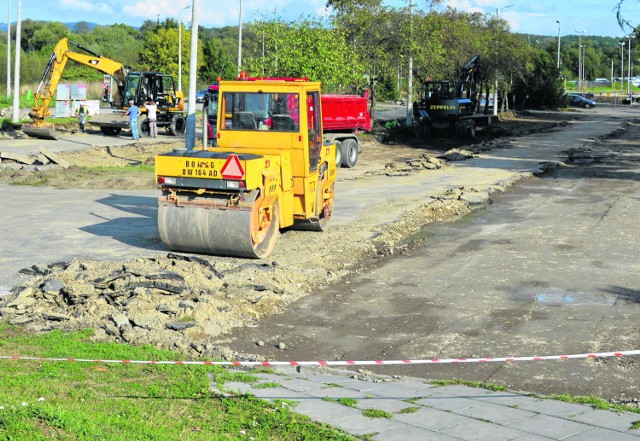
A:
[{"left": 59, "top": 0, "right": 112, "bottom": 14}]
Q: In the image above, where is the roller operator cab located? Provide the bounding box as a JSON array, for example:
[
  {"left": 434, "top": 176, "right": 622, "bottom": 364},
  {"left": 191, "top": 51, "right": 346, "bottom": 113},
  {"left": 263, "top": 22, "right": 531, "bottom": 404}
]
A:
[{"left": 155, "top": 77, "right": 337, "bottom": 259}]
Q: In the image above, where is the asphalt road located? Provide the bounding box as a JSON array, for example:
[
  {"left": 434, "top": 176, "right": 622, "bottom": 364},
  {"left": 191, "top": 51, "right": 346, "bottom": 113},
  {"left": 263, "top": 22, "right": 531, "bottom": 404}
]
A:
[{"left": 220, "top": 107, "right": 640, "bottom": 400}]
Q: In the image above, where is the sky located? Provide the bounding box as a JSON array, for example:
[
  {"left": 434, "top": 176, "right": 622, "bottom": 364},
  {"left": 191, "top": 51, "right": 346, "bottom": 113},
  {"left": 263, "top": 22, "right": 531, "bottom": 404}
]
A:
[{"left": 5, "top": 0, "right": 640, "bottom": 38}]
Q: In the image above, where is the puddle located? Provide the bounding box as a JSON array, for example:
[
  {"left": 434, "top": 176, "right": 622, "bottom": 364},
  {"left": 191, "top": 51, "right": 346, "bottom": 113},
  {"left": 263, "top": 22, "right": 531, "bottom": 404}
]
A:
[{"left": 517, "top": 285, "right": 617, "bottom": 306}]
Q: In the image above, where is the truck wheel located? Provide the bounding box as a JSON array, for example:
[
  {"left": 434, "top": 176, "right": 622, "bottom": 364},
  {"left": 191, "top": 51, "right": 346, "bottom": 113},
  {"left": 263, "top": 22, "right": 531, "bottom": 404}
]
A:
[
  {"left": 340, "top": 138, "right": 359, "bottom": 168},
  {"left": 467, "top": 121, "right": 477, "bottom": 138},
  {"left": 100, "top": 126, "right": 122, "bottom": 136},
  {"left": 335, "top": 140, "right": 343, "bottom": 168},
  {"left": 416, "top": 120, "right": 431, "bottom": 138},
  {"left": 168, "top": 115, "right": 186, "bottom": 136},
  {"left": 138, "top": 117, "right": 150, "bottom": 137}
]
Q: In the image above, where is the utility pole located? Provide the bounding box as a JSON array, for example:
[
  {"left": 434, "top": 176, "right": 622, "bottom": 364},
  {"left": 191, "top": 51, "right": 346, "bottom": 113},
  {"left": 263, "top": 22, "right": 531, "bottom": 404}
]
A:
[
  {"left": 493, "top": 5, "right": 513, "bottom": 116},
  {"left": 6, "top": 0, "right": 10, "bottom": 98},
  {"left": 406, "top": 0, "right": 413, "bottom": 126},
  {"left": 11, "top": 0, "right": 20, "bottom": 123},
  {"left": 556, "top": 20, "right": 561, "bottom": 69},
  {"left": 185, "top": 0, "right": 199, "bottom": 151},
  {"left": 178, "top": 5, "right": 191, "bottom": 92},
  {"left": 237, "top": 0, "right": 243, "bottom": 74},
  {"left": 620, "top": 41, "right": 625, "bottom": 93}
]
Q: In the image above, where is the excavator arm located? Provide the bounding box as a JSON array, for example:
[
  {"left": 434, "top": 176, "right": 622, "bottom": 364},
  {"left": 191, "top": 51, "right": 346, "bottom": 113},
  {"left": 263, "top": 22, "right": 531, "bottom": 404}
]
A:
[{"left": 24, "top": 37, "right": 128, "bottom": 139}]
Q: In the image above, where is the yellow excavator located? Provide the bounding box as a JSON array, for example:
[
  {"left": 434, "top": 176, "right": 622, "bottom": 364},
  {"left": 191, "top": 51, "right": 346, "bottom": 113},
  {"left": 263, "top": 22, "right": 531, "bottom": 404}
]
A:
[
  {"left": 23, "top": 38, "right": 185, "bottom": 140},
  {"left": 155, "top": 76, "right": 336, "bottom": 258}
]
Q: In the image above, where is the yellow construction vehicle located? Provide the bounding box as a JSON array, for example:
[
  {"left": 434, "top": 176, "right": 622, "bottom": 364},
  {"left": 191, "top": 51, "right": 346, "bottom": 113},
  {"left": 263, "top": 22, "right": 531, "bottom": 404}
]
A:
[
  {"left": 23, "top": 38, "right": 185, "bottom": 139},
  {"left": 155, "top": 76, "right": 336, "bottom": 258}
]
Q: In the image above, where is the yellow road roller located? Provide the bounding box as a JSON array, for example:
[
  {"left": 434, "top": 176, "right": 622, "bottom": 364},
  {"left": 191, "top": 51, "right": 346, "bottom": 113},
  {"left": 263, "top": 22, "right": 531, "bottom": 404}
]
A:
[{"left": 155, "top": 76, "right": 337, "bottom": 258}]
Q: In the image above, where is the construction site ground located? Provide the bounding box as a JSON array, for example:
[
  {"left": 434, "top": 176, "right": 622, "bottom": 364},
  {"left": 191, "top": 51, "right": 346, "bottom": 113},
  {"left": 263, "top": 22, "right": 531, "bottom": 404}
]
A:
[{"left": 1, "top": 106, "right": 638, "bottom": 402}]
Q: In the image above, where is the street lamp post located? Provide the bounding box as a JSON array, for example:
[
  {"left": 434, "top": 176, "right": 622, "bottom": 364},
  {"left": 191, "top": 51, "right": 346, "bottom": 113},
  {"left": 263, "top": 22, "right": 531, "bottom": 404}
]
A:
[
  {"left": 556, "top": 20, "right": 561, "bottom": 70},
  {"left": 620, "top": 41, "right": 625, "bottom": 93},
  {"left": 178, "top": 5, "right": 191, "bottom": 92},
  {"left": 6, "top": 0, "right": 10, "bottom": 98},
  {"left": 11, "top": 0, "right": 21, "bottom": 123},
  {"left": 237, "top": 0, "right": 243, "bottom": 74},
  {"left": 576, "top": 31, "right": 584, "bottom": 91},
  {"left": 628, "top": 34, "right": 634, "bottom": 95},
  {"left": 493, "top": 4, "right": 513, "bottom": 116}
]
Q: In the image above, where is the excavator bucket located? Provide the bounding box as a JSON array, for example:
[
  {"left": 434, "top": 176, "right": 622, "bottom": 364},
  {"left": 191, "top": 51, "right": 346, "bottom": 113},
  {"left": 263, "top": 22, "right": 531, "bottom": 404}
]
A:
[{"left": 22, "top": 122, "right": 57, "bottom": 140}]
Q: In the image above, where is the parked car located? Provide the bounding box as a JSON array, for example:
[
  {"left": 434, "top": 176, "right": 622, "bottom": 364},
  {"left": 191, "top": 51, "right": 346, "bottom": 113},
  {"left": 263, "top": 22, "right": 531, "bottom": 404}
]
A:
[
  {"left": 567, "top": 94, "right": 597, "bottom": 109},
  {"left": 195, "top": 89, "right": 208, "bottom": 103}
]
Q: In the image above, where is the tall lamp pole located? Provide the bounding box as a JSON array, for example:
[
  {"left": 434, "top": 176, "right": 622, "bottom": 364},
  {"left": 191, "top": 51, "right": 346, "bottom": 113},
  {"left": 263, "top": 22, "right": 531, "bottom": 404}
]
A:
[
  {"left": 628, "top": 34, "right": 634, "bottom": 95},
  {"left": 556, "top": 20, "right": 561, "bottom": 69},
  {"left": 178, "top": 5, "right": 191, "bottom": 92},
  {"left": 575, "top": 31, "right": 584, "bottom": 91},
  {"left": 237, "top": 0, "right": 243, "bottom": 73},
  {"left": 11, "top": 0, "right": 20, "bottom": 123},
  {"left": 620, "top": 41, "right": 625, "bottom": 92},
  {"left": 493, "top": 4, "right": 513, "bottom": 116},
  {"left": 6, "top": 0, "right": 10, "bottom": 98}
]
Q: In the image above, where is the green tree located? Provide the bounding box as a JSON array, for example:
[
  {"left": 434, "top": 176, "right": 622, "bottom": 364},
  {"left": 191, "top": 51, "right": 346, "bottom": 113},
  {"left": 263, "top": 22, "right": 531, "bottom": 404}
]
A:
[
  {"left": 244, "top": 17, "right": 364, "bottom": 90},
  {"left": 139, "top": 25, "right": 204, "bottom": 90},
  {"left": 200, "top": 37, "right": 236, "bottom": 82}
]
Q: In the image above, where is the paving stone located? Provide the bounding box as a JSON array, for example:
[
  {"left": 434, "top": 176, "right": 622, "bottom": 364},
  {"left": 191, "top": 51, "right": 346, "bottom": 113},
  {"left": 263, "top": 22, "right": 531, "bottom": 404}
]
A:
[
  {"left": 562, "top": 427, "right": 640, "bottom": 440},
  {"left": 312, "top": 408, "right": 404, "bottom": 436},
  {"left": 264, "top": 377, "right": 327, "bottom": 393},
  {"left": 393, "top": 407, "right": 470, "bottom": 431},
  {"left": 356, "top": 397, "right": 419, "bottom": 414},
  {"left": 506, "top": 414, "right": 592, "bottom": 439},
  {"left": 569, "top": 408, "right": 640, "bottom": 432},
  {"left": 241, "top": 386, "right": 308, "bottom": 401},
  {"left": 372, "top": 425, "right": 460, "bottom": 441},
  {"left": 452, "top": 401, "right": 537, "bottom": 425},
  {"left": 359, "top": 382, "right": 435, "bottom": 399},
  {"left": 221, "top": 381, "right": 254, "bottom": 394},
  {"left": 39, "top": 147, "right": 70, "bottom": 169},
  {"left": 424, "top": 385, "right": 511, "bottom": 398},
  {"left": 304, "top": 385, "right": 369, "bottom": 399},
  {"left": 290, "top": 397, "right": 356, "bottom": 420},
  {"left": 505, "top": 398, "right": 594, "bottom": 419},
  {"left": 415, "top": 396, "right": 485, "bottom": 412},
  {"left": 440, "top": 418, "right": 531, "bottom": 441},
  {"left": 327, "top": 378, "right": 391, "bottom": 393}
]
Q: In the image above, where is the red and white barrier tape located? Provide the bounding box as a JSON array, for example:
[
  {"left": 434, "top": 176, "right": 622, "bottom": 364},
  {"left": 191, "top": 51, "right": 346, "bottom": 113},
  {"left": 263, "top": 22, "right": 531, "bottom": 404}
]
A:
[{"left": 1, "top": 350, "right": 639, "bottom": 367}]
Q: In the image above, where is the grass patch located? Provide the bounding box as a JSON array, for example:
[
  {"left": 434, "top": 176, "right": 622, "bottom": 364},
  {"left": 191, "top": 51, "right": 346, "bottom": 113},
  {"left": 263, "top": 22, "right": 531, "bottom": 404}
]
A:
[
  {"left": 323, "top": 397, "right": 358, "bottom": 408},
  {"left": 549, "top": 394, "right": 640, "bottom": 414},
  {"left": 397, "top": 407, "right": 418, "bottom": 414},
  {"left": 254, "top": 382, "right": 281, "bottom": 389},
  {"left": 429, "top": 378, "right": 507, "bottom": 392},
  {"left": 88, "top": 164, "right": 155, "bottom": 173},
  {"left": 0, "top": 325, "right": 358, "bottom": 440},
  {"left": 362, "top": 409, "right": 393, "bottom": 419}
]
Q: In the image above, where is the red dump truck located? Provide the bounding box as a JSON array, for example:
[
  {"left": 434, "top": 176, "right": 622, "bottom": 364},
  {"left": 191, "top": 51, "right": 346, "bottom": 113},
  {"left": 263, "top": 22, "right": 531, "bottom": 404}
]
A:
[{"left": 203, "top": 80, "right": 370, "bottom": 168}]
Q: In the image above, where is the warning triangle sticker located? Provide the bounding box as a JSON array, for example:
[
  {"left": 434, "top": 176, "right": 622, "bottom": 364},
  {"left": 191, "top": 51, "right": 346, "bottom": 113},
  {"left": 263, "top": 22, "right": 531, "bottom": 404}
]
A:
[{"left": 221, "top": 154, "right": 244, "bottom": 179}]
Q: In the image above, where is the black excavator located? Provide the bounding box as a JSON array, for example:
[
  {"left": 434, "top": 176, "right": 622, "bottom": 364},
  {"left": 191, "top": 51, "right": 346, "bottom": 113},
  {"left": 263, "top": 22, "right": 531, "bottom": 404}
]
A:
[{"left": 413, "top": 55, "right": 481, "bottom": 138}]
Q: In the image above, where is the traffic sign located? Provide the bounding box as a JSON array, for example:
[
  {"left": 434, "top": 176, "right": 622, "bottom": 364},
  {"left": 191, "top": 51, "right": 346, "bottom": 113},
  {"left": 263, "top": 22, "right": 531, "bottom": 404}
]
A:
[{"left": 221, "top": 154, "right": 244, "bottom": 179}]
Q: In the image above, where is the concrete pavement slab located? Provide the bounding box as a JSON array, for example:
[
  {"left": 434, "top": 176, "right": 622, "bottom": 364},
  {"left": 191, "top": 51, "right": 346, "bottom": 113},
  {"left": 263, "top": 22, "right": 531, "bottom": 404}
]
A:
[
  {"left": 570, "top": 408, "right": 640, "bottom": 432},
  {"left": 355, "top": 397, "right": 419, "bottom": 413},
  {"left": 452, "top": 401, "right": 536, "bottom": 425},
  {"left": 563, "top": 428, "right": 640, "bottom": 440},
  {"left": 372, "top": 424, "right": 461, "bottom": 440},
  {"left": 505, "top": 414, "right": 592, "bottom": 439},
  {"left": 311, "top": 408, "right": 405, "bottom": 436},
  {"left": 440, "top": 418, "right": 533, "bottom": 441},
  {"left": 393, "top": 407, "right": 471, "bottom": 430}
]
